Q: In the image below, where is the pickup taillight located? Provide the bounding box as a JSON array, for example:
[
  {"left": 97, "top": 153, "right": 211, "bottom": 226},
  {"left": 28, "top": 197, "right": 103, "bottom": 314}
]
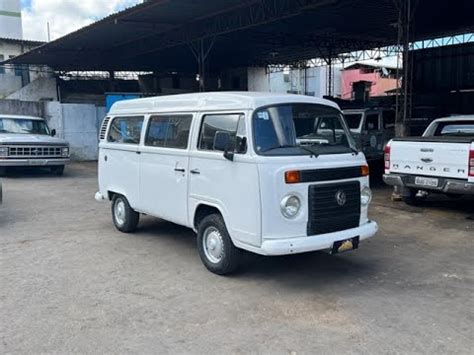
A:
[
  {"left": 469, "top": 148, "right": 474, "bottom": 177},
  {"left": 384, "top": 144, "right": 391, "bottom": 170}
]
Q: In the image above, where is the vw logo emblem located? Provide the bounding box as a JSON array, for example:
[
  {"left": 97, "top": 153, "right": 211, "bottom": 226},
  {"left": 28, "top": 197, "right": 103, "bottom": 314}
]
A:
[{"left": 335, "top": 190, "right": 347, "bottom": 206}]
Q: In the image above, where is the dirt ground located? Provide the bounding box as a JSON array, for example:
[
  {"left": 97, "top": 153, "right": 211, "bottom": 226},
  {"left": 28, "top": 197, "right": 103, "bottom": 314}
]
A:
[{"left": 1, "top": 162, "right": 473, "bottom": 354}]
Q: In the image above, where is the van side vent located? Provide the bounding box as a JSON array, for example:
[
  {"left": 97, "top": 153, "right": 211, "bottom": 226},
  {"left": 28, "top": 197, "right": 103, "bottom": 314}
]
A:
[{"left": 99, "top": 117, "right": 111, "bottom": 140}]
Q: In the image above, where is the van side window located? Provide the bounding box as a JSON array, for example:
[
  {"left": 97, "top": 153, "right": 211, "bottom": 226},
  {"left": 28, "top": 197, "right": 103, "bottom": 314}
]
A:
[
  {"left": 198, "top": 114, "right": 244, "bottom": 152},
  {"left": 383, "top": 110, "right": 396, "bottom": 129},
  {"left": 365, "top": 114, "right": 380, "bottom": 131},
  {"left": 108, "top": 116, "right": 144, "bottom": 144},
  {"left": 145, "top": 115, "right": 192, "bottom": 149}
]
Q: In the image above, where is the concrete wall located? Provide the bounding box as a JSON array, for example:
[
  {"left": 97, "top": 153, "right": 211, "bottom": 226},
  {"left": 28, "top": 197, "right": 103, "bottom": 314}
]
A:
[
  {"left": 44, "top": 102, "right": 105, "bottom": 161},
  {"left": 0, "top": 73, "right": 22, "bottom": 98},
  {"left": 0, "top": 99, "right": 43, "bottom": 117},
  {"left": 247, "top": 67, "right": 269, "bottom": 92},
  {"left": 267, "top": 67, "right": 342, "bottom": 98},
  {"left": 0, "top": 0, "right": 23, "bottom": 39},
  {"left": 7, "top": 77, "right": 58, "bottom": 102}
]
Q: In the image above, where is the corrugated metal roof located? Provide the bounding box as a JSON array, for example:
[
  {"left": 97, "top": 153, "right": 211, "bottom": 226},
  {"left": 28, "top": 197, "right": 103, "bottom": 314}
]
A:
[{"left": 3, "top": 0, "right": 474, "bottom": 72}]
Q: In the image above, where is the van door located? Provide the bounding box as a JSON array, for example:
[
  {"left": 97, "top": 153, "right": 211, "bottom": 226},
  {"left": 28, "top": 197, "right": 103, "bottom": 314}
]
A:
[
  {"left": 188, "top": 113, "right": 261, "bottom": 247},
  {"left": 102, "top": 115, "right": 144, "bottom": 208},
  {"left": 138, "top": 114, "right": 193, "bottom": 226}
]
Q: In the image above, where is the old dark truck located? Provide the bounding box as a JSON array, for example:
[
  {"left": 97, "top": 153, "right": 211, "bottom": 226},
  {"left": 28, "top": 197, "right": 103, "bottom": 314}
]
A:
[{"left": 343, "top": 108, "right": 396, "bottom": 162}]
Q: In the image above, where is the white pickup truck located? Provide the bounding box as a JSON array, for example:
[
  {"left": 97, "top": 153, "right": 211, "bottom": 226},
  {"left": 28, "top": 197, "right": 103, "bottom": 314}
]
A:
[{"left": 383, "top": 116, "right": 474, "bottom": 204}]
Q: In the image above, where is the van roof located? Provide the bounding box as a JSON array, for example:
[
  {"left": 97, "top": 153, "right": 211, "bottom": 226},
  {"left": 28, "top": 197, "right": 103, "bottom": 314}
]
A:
[{"left": 108, "top": 92, "right": 340, "bottom": 115}]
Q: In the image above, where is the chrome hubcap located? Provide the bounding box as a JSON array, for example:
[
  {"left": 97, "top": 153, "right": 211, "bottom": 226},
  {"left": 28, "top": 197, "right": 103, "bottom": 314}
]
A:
[
  {"left": 203, "top": 227, "right": 224, "bottom": 264},
  {"left": 114, "top": 200, "right": 126, "bottom": 226}
]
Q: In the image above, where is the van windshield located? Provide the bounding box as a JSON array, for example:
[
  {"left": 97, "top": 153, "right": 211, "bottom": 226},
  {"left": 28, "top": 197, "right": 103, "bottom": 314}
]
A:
[
  {"left": 0, "top": 117, "right": 50, "bottom": 135},
  {"left": 253, "top": 103, "right": 357, "bottom": 156}
]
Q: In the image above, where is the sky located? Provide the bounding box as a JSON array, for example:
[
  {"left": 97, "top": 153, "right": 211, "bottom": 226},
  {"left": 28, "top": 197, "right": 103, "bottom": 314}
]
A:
[{"left": 20, "top": 0, "right": 142, "bottom": 41}]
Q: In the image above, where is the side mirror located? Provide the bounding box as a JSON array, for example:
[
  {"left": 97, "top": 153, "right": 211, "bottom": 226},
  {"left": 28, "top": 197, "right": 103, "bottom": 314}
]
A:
[
  {"left": 214, "top": 131, "right": 234, "bottom": 161},
  {"left": 51, "top": 129, "right": 56, "bottom": 137}
]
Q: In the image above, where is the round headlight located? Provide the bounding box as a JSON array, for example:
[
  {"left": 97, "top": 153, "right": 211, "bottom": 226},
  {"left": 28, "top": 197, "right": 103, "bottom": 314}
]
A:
[
  {"left": 280, "top": 195, "right": 301, "bottom": 219},
  {"left": 361, "top": 187, "right": 372, "bottom": 206}
]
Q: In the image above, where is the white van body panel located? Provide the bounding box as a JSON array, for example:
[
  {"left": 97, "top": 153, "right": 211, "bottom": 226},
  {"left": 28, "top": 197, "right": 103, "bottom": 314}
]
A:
[
  {"left": 98, "top": 92, "right": 378, "bottom": 257},
  {"left": 256, "top": 153, "right": 370, "bottom": 241}
]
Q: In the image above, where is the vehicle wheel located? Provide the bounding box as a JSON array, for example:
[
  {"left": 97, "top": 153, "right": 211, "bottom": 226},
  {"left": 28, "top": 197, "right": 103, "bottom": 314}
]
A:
[
  {"left": 0, "top": 167, "right": 6, "bottom": 177},
  {"left": 402, "top": 187, "right": 424, "bottom": 206},
  {"left": 197, "top": 213, "right": 241, "bottom": 275},
  {"left": 50, "top": 165, "right": 65, "bottom": 176},
  {"left": 112, "top": 194, "right": 139, "bottom": 233}
]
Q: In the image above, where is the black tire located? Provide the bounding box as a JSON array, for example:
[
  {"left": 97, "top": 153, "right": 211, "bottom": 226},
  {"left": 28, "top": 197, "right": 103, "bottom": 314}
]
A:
[
  {"left": 402, "top": 187, "right": 423, "bottom": 206},
  {"left": 50, "top": 165, "right": 65, "bottom": 176},
  {"left": 111, "top": 194, "right": 139, "bottom": 233},
  {"left": 197, "top": 213, "right": 241, "bottom": 275},
  {"left": 0, "top": 167, "right": 6, "bottom": 177}
]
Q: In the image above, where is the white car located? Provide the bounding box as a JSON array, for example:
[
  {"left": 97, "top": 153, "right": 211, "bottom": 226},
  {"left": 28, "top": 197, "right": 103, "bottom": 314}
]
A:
[
  {"left": 95, "top": 92, "right": 378, "bottom": 275},
  {"left": 0, "top": 115, "right": 70, "bottom": 176},
  {"left": 384, "top": 116, "right": 474, "bottom": 204}
]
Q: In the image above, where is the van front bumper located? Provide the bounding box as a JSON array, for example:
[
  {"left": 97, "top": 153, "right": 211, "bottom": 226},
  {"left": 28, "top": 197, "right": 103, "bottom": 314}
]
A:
[
  {"left": 260, "top": 221, "right": 378, "bottom": 256},
  {"left": 384, "top": 173, "right": 474, "bottom": 195},
  {"left": 0, "top": 158, "right": 70, "bottom": 167}
]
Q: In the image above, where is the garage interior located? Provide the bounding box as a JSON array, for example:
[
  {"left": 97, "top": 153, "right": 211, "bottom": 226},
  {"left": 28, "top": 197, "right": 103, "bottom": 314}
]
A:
[{"left": 3, "top": 0, "right": 474, "bottom": 136}]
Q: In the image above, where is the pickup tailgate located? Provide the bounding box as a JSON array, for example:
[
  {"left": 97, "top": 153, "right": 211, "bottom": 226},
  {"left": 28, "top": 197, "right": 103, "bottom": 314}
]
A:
[{"left": 389, "top": 139, "right": 472, "bottom": 180}]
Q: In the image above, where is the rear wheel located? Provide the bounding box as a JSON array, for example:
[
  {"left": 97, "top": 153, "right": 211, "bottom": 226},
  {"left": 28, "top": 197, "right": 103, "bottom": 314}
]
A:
[
  {"left": 50, "top": 165, "right": 65, "bottom": 176},
  {"left": 112, "top": 194, "right": 139, "bottom": 233},
  {"left": 197, "top": 213, "right": 241, "bottom": 275}
]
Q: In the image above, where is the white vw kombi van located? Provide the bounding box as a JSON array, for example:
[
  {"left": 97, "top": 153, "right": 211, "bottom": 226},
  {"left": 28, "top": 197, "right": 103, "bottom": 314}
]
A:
[{"left": 96, "top": 92, "right": 378, "bottom": 274}]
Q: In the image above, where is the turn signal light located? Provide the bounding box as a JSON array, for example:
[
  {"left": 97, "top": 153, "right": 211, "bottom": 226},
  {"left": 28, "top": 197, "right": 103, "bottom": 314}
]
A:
[
  {"left": 361, "top": 165, "right": 370, "bottom": 177},
  {"left": 384, "top": 144, "right": 391, "bottom": 170},
  {"left": 285, "top": 170, "right": 301, "bottom": 184}
]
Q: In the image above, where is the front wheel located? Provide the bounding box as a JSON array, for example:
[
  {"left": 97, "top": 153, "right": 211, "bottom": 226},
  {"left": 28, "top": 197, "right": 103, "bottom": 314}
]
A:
[
  {"left": 112, "top": 195, "right": 139, "bottom": 233},
  {"left": 197, "top": 214, "right": 241, "bottom": 275}
]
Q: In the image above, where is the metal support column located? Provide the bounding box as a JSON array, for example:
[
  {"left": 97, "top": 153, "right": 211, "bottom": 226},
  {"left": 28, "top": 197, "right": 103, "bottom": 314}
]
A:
[{"left": 189, "top": 37, "right": 216, "bottom": 92}]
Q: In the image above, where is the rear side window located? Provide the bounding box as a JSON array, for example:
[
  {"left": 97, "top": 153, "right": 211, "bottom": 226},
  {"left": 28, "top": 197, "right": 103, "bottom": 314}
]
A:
[
  {"left": 198, "top": 114, "right": 244, "bottom": 151},
  {"left": 383, "top": 110, "right": 396, "bottom": 129},
  {"left": 435, "top": 121, "right": 474, "bottom": 137},
  {"left": 145, "top": 115, "right": 193, "bottom": 149},
  {"left": 108, "top": 116, "right": 144, "bottom": 144},
  {"left": 365, "top": 113, "right": 380, "bottom": 131}
]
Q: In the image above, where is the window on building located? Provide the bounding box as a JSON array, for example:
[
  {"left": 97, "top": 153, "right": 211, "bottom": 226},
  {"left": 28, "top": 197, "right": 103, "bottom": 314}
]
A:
[
  {"left": 145, "top": 115, "right": 192, "bottom": 149},
  {"left": 365, "top": 113, "right": 380, "bottom": 131},
  {"left": 198, "top": 114, "right": 246, "bottom": 152},
  {"left": 108, "top": 116, "right": 144, "bottom": 144}
]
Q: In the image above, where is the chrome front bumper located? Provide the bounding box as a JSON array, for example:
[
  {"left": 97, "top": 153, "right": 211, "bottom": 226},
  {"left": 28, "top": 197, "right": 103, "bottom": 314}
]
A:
[
  {"left": 0, "top": 158, "right": 70, "bottom": 167},
  {"left": 383, "top": 174, "right": 474, "bottom": 195}
]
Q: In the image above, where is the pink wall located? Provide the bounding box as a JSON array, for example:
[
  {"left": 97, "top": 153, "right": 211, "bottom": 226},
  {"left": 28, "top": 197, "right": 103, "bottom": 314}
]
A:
[{"left": 341, "top": 68, "right": 399, "bottom": 100}]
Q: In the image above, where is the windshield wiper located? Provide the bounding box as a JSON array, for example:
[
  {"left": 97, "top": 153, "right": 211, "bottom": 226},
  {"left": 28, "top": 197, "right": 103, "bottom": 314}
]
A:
[
  {"left": 261, "top": 144, "right": 319, "bottom": 158},
  {"left": 260, "top": 144, "right": 296, "bottom": 153}
]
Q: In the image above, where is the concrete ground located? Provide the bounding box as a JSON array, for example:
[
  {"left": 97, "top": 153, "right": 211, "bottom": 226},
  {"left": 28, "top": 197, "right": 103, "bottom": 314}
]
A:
[{"left": 0, "top": 162, "right": 473, "bottom": 354}]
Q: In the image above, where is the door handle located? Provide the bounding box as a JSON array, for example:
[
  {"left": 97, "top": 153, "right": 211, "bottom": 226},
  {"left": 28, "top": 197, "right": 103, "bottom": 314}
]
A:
[
  {"left": 174, "top": 168, "right": 186, "bottom": 173},
  {"left": 136, "top": 151, "right": 141, "bottom": 155},
  {"left": 190, "top": 169, "right": 200, "bottom": 175}
]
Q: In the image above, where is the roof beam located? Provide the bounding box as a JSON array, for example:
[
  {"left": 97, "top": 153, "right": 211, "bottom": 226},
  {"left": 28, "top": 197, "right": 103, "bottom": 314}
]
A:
[{"left": 109, "top": 0, "right": 340, "bottom": 59}]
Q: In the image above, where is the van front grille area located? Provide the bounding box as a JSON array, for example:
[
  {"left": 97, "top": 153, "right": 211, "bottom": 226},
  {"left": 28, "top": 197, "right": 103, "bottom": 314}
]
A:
[
  {"left": 307, "top": 181, "right": 361, "bottom": 236},
  {"left": 6, "top": 146, "right": 64, "bottom": 158}
]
